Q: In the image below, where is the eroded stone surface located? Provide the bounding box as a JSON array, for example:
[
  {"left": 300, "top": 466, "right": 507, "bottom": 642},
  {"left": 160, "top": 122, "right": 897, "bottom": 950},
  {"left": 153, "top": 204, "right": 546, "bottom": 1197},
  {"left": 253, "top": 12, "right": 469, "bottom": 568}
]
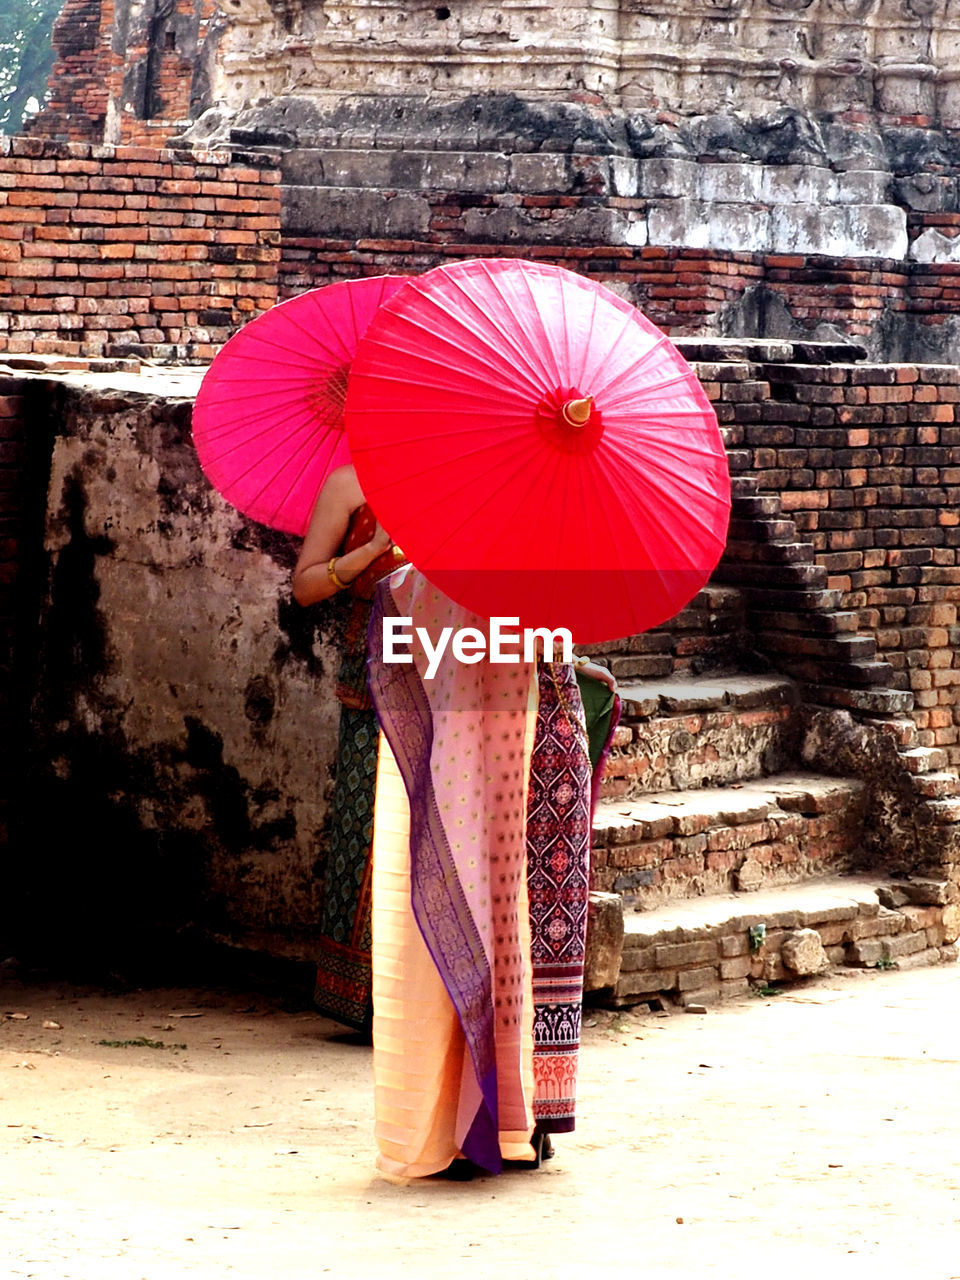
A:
[
  {"left": 23, "top": 375, "right": 343, "bottom": 957},
  {"left": 736, "top": 859, "right": 765, "bottom": 893},
  {"left": 584, "top": 892, "right": 625, "bottom": 993},
  {"left": 781, "top": 928, "right": 830, "bottom": 975},
  {"left": 209, "top": 2, "right": 960, "bottom": 129}
]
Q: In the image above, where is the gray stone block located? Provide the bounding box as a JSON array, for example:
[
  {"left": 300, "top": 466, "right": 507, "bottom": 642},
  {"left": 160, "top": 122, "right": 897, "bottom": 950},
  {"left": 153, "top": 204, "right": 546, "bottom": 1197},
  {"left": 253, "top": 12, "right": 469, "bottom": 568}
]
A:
[
  {"left": 619, "top": 945, "right": 655, "bottom": 973},
  {"left": 883, "top": 931, "right": 927, "bottom": 960},
  {"left": 637, "top": 157, "right": 700, "bottom": 198},
  {"left": 611, "top": 156, "right": 640, "bottom": 197},
  {"left": 893, "top": 947, "right": 942, "bottom": 971},
  {"left": 616, "top": 969, "right": 674, "bottom": 997},
  {"left": 681, "top": 988, "right": 720, "bottom": 1008},
  {"left": 699, "top": 162, "right": 763, "bottom": 204},
  {"left": 719, "top": 933, "right": 748, "bottom": 958},
  {"left": 898, "top": 879, "right": 953, "bottom": 907},
  {"left": 280, "top": 186, "right": 431, "bottom": 237},
  {"left": 877, "top": 885, "right": 910, "bottom": 909},
  {"left": 719, "top": 978, "right": 751, "bottom": 1001},
  {"left": 508, "top": 152, "right": 574, "bottom": 193},
  {"left": 720, "top": 954, "right": 752, "bottom": 980},
  {"left": 769, "top": 203, "right": 907, "bottom": 259},
  {"left": 847, "top": 938, "right": 883, "bottom": 966},
  {"left": 835, "top": 170, "right": 891, "bottom": 205},
  {"left": 655, "top": 940, "right": 719, "bottom": 968},
  {"left": 462, "top": 203, "right": 647, "bottom": 246},
  {"left": 422, "top": 151, "right": 510, "bottom": 193},
  {"left": 895, "top": 174, "right": 958, "bottom": 212},
  {"left": 761, "top": 164, "right": 836, "bottom": 206}
]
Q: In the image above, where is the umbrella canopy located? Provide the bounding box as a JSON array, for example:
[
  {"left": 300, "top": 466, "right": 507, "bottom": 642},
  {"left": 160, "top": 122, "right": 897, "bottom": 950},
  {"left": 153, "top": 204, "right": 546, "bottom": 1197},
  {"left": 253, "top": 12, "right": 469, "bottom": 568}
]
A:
[
  {"left": 192, "top": 275, "right": 408, "bottom": 536},
  {"left": 345, "top": 258, "right": 730, "bottom": 644}
]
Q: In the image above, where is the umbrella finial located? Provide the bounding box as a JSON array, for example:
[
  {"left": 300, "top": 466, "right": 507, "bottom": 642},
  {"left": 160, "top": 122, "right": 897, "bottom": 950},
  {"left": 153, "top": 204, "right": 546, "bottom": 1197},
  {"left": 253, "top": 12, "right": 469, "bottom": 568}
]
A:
[{"left": 561, "top": 396, "right": 594, "bottom": 428}]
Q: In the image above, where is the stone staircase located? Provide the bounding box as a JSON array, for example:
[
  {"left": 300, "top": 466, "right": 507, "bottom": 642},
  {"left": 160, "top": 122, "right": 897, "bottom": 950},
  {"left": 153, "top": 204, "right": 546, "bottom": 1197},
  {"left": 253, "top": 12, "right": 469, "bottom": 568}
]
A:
[
  {"left": 716, "top": 474, "right": 914, "bottom": 716},
  {"left": 585, "top": 667, "right": 960, "bottom": 1008}
]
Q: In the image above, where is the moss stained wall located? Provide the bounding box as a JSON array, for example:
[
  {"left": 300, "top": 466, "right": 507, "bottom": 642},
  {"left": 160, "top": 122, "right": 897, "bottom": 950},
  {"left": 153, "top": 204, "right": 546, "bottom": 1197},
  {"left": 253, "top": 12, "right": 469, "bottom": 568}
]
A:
[{"left": 13, "top": 373, "right": 345, "bottom": 966}]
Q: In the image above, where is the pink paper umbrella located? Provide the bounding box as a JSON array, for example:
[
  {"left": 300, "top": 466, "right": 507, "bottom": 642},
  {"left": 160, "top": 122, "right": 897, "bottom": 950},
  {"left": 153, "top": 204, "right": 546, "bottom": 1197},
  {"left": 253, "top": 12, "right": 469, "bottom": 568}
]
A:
[
  {"left": 192, "top": 276, "right": 408, "bottom": 536},
  {"left": 346, "top": 258, "right": 730, "bottom": 644}
]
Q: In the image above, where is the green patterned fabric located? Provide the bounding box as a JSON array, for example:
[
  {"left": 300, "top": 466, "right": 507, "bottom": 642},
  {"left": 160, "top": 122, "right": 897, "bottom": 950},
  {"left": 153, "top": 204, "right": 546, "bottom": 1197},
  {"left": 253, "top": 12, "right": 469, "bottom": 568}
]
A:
[{"left": 313, "top": 704, "right": 379, "bottom": 1031}]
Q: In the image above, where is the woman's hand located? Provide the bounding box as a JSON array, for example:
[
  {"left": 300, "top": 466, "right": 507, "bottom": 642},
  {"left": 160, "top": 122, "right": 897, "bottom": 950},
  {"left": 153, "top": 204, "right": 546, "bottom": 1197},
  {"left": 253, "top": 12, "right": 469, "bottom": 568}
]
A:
[
  {"left": 576, "top": 660, "right": 617, "bottom": 693},
  {"left": 366, "top": 522, "right": 393, "bottom": 558}
]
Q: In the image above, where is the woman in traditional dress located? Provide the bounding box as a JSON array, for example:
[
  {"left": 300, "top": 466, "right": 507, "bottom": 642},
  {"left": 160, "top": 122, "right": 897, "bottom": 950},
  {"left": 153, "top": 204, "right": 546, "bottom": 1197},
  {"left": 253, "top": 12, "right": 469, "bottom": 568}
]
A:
[
  {"left": 296, "top": 473, "right": 617, "bottom": 1174},
  {"left": 366, "top": 566, "right": 617, "bottom": 1178},
  {"left": 292, "top": 463, "right": 407, "bottom": 1033}
]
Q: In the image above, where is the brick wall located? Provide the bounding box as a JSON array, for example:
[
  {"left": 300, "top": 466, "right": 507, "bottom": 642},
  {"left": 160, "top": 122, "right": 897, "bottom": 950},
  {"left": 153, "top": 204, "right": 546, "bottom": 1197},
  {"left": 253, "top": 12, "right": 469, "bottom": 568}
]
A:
[
  {"left": 704, "top": 353, "right": 960, "bottom": 763},
  {"left": 0, "top": 138, "right": 280, "bottom": 360},
  {"left": 27, "top": 0, "right": 220, "bottom": 146},
  {"left": 272, "top": 192, "right": 960, "bottom": 358},
  {"left": 281, "top": 231, "right": 960, "bottom": 357}
]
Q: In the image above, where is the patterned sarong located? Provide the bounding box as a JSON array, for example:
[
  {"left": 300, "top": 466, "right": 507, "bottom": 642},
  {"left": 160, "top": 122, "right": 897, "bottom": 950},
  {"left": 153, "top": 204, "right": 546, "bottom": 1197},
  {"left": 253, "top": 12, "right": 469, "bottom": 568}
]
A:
[
  {"left": 313, "top": 703, "right": 378, "bottom": 1031},
  {"left": 527, "top": 663, "right": 592, "bottom": 1132}
]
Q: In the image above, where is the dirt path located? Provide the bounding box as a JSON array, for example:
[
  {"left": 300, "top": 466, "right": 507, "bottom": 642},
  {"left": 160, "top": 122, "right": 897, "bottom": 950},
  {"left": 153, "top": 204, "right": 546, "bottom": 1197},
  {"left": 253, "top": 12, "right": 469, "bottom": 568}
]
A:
[{"left": 2, "top": 966, "right": 960, "bottom": 1280}]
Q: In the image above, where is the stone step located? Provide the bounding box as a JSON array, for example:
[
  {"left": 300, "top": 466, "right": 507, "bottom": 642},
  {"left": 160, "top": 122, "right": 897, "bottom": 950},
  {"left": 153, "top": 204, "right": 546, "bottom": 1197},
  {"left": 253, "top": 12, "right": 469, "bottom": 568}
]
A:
[
  {"left": 757, "top": 631, "right": 878, "bottom": 662},
  {"left": 862, "top": 716, "right": 920, "bottom": 749},
  {"left": 777, "top": 656, "right": 895, "bottom": 687},
  {"left": 899, "top": 746, "right": 949, "bottom": 775},
  {"left": 911, "top": 771, "right": 960, "bottom": 799},
  {"left": 749, "top": 608, "right": 861, "bottom": 635},
  {"left": 717, "top": 560, "right": 829, "bottom": 589},
  {"left": 928, "top": 798, "right": 960, "bottom": 824},
  {"left": 728, "top": 475, "right": 760, "bottom": 499},
  {"left": 585, "top": 586, "right": 747, "bottom": 677},
  {"left": 584, "top": 874, "right": 960, "bottom": 1007},
  {"left": 592, "top": 771, "right": 867, "bottom": 908},
  {"left": 730, "top": 493, "right": 781, "bottom": 518},
  {"left": 801, "top": 683, "right": 915, "bottom": 714},
  {"left": 740, "top": 586, "right": 845, "bottom": 612},
  {"left": 602, "top": 672, "right": 800, "bottom": 799},
  {"left": 724, "top": 539, "right": 817, "bottom": 566},
  {"left": 616, "top": 671, "right": 797, "bottom": 717},
  {"left": 727, "top": 517, "right": 799, "bottom": 542}
]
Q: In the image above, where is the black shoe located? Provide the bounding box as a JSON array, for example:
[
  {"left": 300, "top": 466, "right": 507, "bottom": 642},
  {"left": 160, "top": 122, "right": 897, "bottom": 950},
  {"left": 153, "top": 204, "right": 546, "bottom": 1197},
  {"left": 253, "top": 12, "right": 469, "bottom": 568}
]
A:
[
  {"left": 504, "top": 1128, "right": 553, "bottom": 1171},
  {"left": 430, "top": 1158, "right": 477, "bottom": 1181}
]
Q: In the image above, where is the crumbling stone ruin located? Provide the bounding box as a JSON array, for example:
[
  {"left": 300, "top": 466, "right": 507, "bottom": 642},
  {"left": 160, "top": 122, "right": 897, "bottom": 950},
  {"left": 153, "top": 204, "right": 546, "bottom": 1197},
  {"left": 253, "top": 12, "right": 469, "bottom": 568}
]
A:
[{"left": 1, "top": 2, "right": 959, "bottom": 999}]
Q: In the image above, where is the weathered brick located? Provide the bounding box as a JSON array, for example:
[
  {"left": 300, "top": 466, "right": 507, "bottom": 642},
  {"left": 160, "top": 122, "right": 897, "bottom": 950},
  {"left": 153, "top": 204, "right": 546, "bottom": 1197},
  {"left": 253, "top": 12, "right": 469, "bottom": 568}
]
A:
[
  {"left": 655, "top": 940, "right": 719, "bottom": 968},
  {"left": 677, "top": 965, "right": 720, "bottom": 992}
]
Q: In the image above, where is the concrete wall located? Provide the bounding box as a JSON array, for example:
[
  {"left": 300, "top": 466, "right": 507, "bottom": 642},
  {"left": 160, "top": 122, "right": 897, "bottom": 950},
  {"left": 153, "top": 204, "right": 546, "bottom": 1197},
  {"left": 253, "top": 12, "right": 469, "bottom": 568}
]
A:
[{"left": 11, "top": 372, "right": 345, "bottom": 965}]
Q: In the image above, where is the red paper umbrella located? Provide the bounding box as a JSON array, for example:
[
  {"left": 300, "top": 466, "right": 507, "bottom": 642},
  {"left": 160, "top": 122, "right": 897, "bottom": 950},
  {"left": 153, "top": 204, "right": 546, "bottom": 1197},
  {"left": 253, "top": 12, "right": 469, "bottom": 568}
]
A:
[
  {"left": 345, "top": 258, "right": 730, "bottom": 644},
  {"left": 192, "top": 275, "right": 408, "bottom": 535}
]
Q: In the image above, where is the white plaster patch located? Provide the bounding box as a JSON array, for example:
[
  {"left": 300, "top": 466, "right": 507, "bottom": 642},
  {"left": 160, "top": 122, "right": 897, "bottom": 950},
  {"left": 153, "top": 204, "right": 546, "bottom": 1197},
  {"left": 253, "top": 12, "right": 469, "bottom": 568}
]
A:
[{"left": 909, "top": 228, "right": 960, "bottom": 264}]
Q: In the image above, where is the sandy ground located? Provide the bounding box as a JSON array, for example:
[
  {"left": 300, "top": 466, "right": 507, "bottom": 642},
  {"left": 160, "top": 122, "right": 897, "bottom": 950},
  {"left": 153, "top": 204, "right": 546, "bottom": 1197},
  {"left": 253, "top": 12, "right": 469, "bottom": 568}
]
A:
[{"left": 2, "top": 965, "right": 960, "bottom": 1280}]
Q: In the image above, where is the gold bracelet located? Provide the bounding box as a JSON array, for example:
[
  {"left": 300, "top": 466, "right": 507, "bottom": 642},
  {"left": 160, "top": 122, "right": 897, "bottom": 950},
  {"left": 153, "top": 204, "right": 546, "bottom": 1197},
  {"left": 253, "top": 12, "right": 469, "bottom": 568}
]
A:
[{"left": 327, "top": 557, "right": 349, "bottom": 591}]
